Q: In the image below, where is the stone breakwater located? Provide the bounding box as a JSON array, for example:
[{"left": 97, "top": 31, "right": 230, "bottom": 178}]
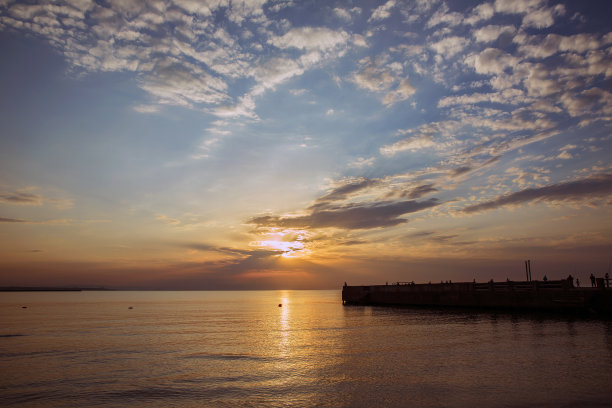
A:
[{"left": 342, "top": 280, "right": 612, "bottom": 314}]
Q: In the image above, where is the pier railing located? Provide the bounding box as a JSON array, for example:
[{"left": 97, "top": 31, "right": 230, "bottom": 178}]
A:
[
  {"left": 389, "top": 279, "right": 573, "bottom": 292},
  {"left": 473, "top": 280, "right": 567, "bottom": 291}
]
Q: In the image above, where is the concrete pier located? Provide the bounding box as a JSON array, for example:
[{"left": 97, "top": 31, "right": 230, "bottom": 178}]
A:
[{"left": 342, "top": 280, "right": 612, "bottom": 314}]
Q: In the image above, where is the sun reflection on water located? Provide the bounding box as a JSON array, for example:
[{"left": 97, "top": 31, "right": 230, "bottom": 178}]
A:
[{"left": 278, "top": 293, "right": 290, "bottom": 355}]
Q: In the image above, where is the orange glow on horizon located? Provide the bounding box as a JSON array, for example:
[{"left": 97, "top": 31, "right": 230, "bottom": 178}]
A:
[{"left": 239, "top": 270, "right": 310, "bottom": 279}]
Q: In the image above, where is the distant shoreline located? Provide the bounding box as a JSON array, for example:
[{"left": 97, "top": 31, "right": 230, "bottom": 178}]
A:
[{"left": 0, "top": 287, "right": 114, "bottom": 292}]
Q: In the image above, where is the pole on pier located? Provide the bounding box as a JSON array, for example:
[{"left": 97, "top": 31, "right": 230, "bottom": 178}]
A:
[
  {"left": 528, "top": 260, "right": 532, "bottom": 281},
  {"left": 525, "top": 260, "right": 529, "bottom": 281}
]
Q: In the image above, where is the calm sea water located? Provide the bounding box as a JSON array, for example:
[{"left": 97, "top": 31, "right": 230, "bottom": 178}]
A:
[{"left": 1, "top": 290, "right": 611, "bottom": 407}]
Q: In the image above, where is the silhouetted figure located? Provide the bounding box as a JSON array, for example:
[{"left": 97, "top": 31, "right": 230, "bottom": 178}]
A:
[
  {"left": 344, "top": 281, "right": 347, "bottom": 287},
  {"left": 576, "top": 278, "right": 580, "bottom": 287},
  {"left": 567, "top": 274, "right": 574, "bottom": 287},
  {"left": 590, "top": 273, "right": 596, "bottom": 287},
  {"left": 543, "top": 275, "right": 548, "bottom": 282},
  {"left": 606, "top": 273, "right": 610, "bottom": 288}
]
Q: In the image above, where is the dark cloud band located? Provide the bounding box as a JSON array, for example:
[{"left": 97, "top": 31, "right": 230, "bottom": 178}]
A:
[
  {"left": 250, "top": 198, "right": 440, "bottom": 230},
  {"left": 463, "top": 173, "right": 612, "bottom": 213}
]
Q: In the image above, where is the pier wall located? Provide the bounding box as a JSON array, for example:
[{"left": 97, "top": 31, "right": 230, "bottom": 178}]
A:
[{"left": 342, "top": 281, "right": 612, "bottom": 314}]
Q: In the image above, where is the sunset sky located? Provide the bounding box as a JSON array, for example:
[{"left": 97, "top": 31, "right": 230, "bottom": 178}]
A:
[{"left": 1, "top": 0, "right": 611, "bottom": 289}]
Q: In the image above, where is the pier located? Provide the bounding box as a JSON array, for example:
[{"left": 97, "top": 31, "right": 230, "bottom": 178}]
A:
[{"left": 342, "top": 279, "right": 612, "bottom": 314}]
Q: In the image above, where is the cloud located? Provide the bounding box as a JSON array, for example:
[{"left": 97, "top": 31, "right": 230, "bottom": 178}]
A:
[
  {"left": 353, "top": 58, "right": 396, "bottom": 92},
  {"left": 212, "top": 94, "right": 258, "bottom": 119},
  {"left": 347, "top": 157, "right": 375, "bottom": 168},
  {"left": 522, "top": 4, "right": 565, "bottom": 29},
  {"left": 451, "top": 166, "right": 472, "bottom": 177},
  {"left": 0, "top": 0, "right": 353, "bottom": 120},
  {"left": 352, "top": 57, "right": 415, "bottom": 106},
  {"left": 140, "top": 61, "right": 229, "bottom": 107},
  {"left": 468, "top": 48, "right": 517, "bottom": 75},
  {"left": 465, "top": 3, "right": 495, "bottom": 25},
  {"left": 403, "top": 184, "right": 438, "bottom": 199},
  {"left": 0, "top": 0, "right": 257, "bottom": 111},
  {"left": 380, "top": 135, "right": 436, "bottom": 156},
  {"left": 226, "top": 0, "right": 267, "bottom": 25},
  {"left": 333, "top": 7, "right": 352, "bottom": 21},
  {"left": 427, "top": 234, "right": 460, "bottom": 243},
  {"left": 426, "top": 3, "right": 463, "bottom": 28},
  {"left": 368, "top": 0, "right": 396, "bottom": 22},
  {"left": 494, "top": 0, "right": 545, "bottom": 14},
  {"left": 180, "top": 241, "right": 261, "bottom": 257},
  {"left": 333, "top": 6, "right": 360, "bottom": 22},
  {"left": 174, "top": 241, "right": 293, "bottom": 281},
  {"left": 382, "top": 78, "right": 416, "bottom": 106},
  {"left": 493, "top": 0, "right": 565, "bottom": 28},
  {"left": 155, "top": 214, "right": 180, "bottom": 225},
  {"left": 251, "top": 57, "right": 304, "bottom": 95},
  {"left": 430, "top": 36, "right": 470, "bottom": 58},
  {"left": 0, "top": 216, "right": 71, "bottom": 225},
  {"left": 438, "top": 88, "right": 527, "bottom": 107},
  {"left": 560, "top": 87, "right": 612, "bottom": 117},
  {"left": 289, "top": 88, "right": 307, "bottom": 96},
  {"left": 352, "top": 33, "right": 368, "bottom": 48},
  {"left": 132, "top": 104, "right": 160, "bottom": 114},
  {"left": 0, "top": 191, "right": 43, "bottom": 205},
  {"left": 463, "top": 173, "right": 612, "bottom": 213},
  {"left": 249, "top": 198, "right": 440, "bottom": 230},
  {"left": 518, "top": 33, "right": 602, "bottom": 59},
  {"left": 0, "top": 189, "right": 73, "bottom": 209},
  {"left": 0, "top": 217, "right": 27, "bottom": 223},
  {"left": 313, "top": 178, "right": 380, "bottom": 206},
  {"left": 269, "top": 27, "right": 349, "bottom": 52},
  {"left": 473, "top": 25, "right": 516, "bottom": 43},
  {"left": 556, "top": 150, "right": 572, "bottom": 160}
]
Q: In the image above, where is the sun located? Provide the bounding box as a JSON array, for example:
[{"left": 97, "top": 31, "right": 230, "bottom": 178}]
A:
[{"left": 252, "top": 229, "right": 312, "bottom": 258}]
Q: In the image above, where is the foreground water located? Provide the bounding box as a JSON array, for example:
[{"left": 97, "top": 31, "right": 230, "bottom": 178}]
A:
[{"left": 1, "top": 290, "right": 611, "bottom": 407}]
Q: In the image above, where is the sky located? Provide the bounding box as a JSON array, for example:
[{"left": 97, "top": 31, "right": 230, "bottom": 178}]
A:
[{"left": 0, "top": 0, "right": 611, "bottom": 290}]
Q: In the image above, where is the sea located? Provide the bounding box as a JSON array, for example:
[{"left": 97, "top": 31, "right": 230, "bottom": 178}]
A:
[{"left": 1, "top": 290, "right": 611, "bottom": 407}]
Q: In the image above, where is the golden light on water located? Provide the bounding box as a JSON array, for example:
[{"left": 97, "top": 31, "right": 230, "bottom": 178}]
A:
[{"left": 278, "top": 293, "right": 290, "bottom": 354}]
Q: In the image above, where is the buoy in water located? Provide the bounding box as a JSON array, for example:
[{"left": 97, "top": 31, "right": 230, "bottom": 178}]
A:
[
  {"left": 21, "top": 306, "right": 27, "bottom": 309},
  {"left": 278, "top": 303, "right": 282, "bottom": 307},
  {"left": 128, "top": 306, "right": 133, "bottom": 309}
]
